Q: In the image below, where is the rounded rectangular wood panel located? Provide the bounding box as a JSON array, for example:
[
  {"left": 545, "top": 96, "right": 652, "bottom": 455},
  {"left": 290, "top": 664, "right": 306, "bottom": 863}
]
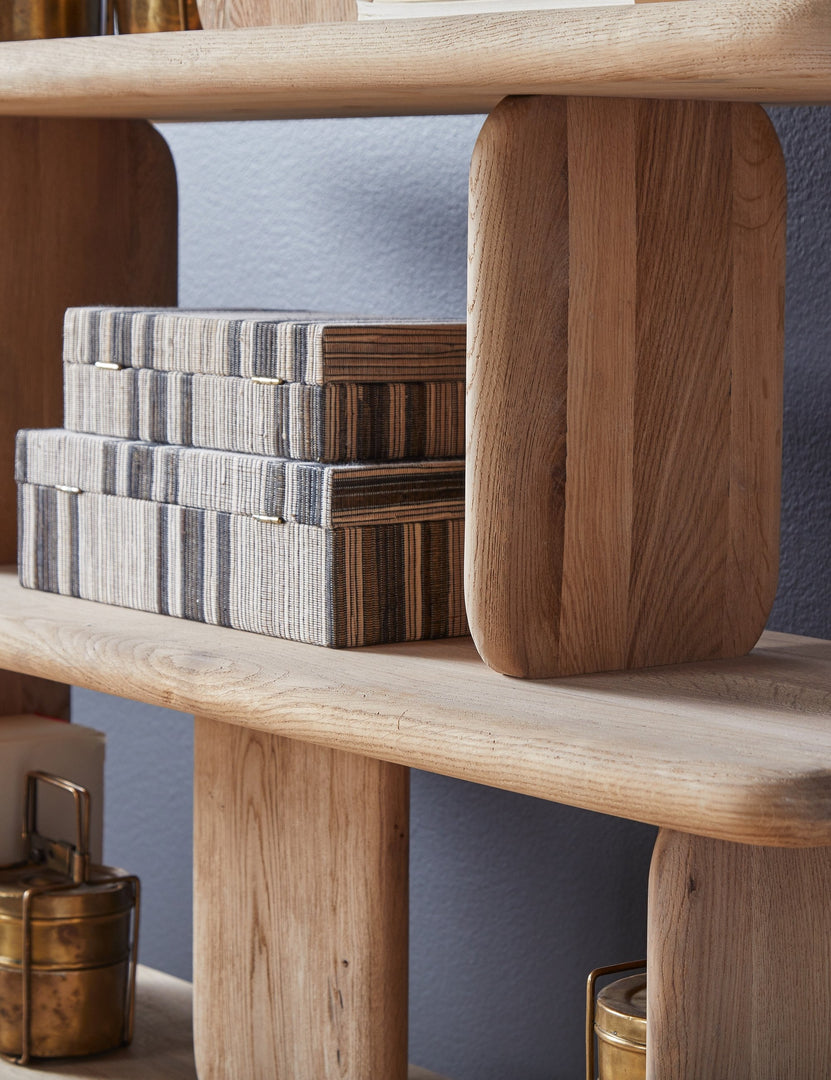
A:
[
  {"left": 467, "top": 96, "right": 786, "bottom": 677},
  {"left": 0, "top": 118, "right": 178, "bottom": 565},
  {"left": 0, "top": 117, "right": 176, "bottom": 724}
]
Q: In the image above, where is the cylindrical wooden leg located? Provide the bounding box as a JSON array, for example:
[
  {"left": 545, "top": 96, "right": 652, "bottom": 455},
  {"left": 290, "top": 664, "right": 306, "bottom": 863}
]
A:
[
  {"left": 193, "top": 716, "right": 409, "bottom": 1080},
  {"left": 647, "top": 829, "right": 831, "bottom": 1078}
]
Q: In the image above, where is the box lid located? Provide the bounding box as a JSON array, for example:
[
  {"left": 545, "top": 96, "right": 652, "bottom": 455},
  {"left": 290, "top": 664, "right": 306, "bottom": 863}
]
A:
[
  {"left": 63, "top": 307, "right": 466, "bottom": 385},
  {"left": 16, "top": 430, "right": 464, "bottom": 527}
]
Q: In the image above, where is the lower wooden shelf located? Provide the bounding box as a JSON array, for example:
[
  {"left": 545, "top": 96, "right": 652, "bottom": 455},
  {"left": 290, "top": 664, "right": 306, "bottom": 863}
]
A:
[
  {"left": 0, "top": 966, "right": 448, "bottom": 1080},
  {"left": 2, "top": 568, "right": 831, "bottom": 847}
]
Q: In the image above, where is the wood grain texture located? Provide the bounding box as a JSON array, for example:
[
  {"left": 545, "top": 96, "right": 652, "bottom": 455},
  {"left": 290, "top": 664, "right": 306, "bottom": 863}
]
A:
[
  {"left": 0, "top": 118, "right": 176, "bottom": 722},
  {"left": 467, "top": 97, "right": 785, "bottom": 677},
  {"left": 2, "top": 571, "right": 831, "bottom": 847},
  {"left": 197, "top": 0, "right": 687, "bottom": 25},
  {"left": 0, "top": 0, "right": 826, "bottom": 120},
  {"left": 193, "top": 717, "right": 409, "bottom": 1079},
  {"left": 197, "top": 0, "right": 354, "bottom": 26},
  {"left": 0, "top": 671, "right": 69, "bottom": 720},
  {"left": 648, "top": 830, "right": 831, "bottom": 1078},
  {"left": 0, "top": 118, "right": 178, "bottom": 563}
]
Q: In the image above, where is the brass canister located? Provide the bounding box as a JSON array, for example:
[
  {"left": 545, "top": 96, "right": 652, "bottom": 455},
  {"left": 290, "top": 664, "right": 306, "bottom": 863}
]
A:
[
  {"left": 112, "top": 0, "right": 202, "bottom": 32},
  {"left": 0, "top": 773, "right": 139, "bottom": 1065},
  {"left": 587, "top": 962, "right": 646, "bottom": 1080},
  {"left": 0, "top": 0, "right": 104, "bottom": 40}
]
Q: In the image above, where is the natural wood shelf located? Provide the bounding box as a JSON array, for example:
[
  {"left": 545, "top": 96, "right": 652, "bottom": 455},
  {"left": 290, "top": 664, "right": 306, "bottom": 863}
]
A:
[
  {"left": 0, "top": 966, "right": 448, "bottom": 1080},
  {"left": 1, "top": 568, "right": 830, "bottom": 847},
  {"left": 0, "top": 0, "right": 827, "bottom": 120}
]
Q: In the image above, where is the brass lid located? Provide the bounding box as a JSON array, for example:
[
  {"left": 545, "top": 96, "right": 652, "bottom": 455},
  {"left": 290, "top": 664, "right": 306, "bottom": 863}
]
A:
[
  {"left": 595, "top": 974, "right": 647, "bottom": 1049},
  {"left": 0, "top": 864, "right": 135, "bottom": 920}
]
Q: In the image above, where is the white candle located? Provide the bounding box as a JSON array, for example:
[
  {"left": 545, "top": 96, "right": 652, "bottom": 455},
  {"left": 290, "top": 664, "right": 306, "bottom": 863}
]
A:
[{"left": 0, "top": 715, "right": 105, "bottom": 866}]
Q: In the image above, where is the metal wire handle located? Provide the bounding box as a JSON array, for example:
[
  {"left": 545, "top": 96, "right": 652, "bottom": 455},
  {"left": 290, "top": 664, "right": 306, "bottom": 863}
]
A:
[{"left": 23, "top": 771, "right": 91, "bottom": 885}]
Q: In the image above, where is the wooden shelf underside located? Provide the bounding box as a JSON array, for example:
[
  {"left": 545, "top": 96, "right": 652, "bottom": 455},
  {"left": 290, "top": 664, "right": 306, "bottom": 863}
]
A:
[
  {"left": 0, "top": 0, "right": 828, "bottom": 120},
  {"left": 0, "top": 966, "right": 448, "bottom": 1080},
  {"left": 2, "top": 569, "right": 831, "bottom": 847}
]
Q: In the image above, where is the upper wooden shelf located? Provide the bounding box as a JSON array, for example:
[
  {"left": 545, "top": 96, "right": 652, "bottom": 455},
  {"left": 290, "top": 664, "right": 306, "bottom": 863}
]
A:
[
  {"left": 2, "top": 569, "right": 831, "bottom": 848},
  {"left": 0, "top": 0, "right": 827, "bottom": 120}
]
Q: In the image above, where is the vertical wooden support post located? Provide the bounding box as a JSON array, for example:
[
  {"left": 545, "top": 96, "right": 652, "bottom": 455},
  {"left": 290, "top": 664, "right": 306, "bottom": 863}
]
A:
[
  {"left": 467, "top": 97, "right": 786, "bottom": 678},
  {"left": 0, "top": 117, "right": 177, "bottom": 715},
  {"left": 193, "top": 717, "right": 409, "bottom": 1080},
  {"left": 647, "top": 830, "right": 831, "bottom": 1078}
]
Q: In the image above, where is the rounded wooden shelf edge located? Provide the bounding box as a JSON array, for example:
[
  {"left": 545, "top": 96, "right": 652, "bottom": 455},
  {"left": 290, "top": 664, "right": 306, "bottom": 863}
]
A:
[
  {"left": 1, "top": 569, "right": 831, "bottom": 848},
  {"left": 0, "top": 0, "right": 827, "bottom": 120}
]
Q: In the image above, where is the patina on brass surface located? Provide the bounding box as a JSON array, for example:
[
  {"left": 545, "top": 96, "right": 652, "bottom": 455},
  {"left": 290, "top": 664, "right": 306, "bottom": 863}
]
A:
[
  {"left": 113, "top": 0, "right": 202, "bottom": 32},
  {"left": 586, "top": 961, "right": 646, "bottom": 1080},
  {"left": 0, "top": 0, "right": 103, "bottom": 40},
  {"left": 0, "top": 773, "right": 140, "bottom": 1065}
]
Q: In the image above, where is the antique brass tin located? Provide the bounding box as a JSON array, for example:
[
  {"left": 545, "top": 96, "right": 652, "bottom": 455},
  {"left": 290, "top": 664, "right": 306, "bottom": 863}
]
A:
[
  {"left": 586, "top": 961, "right": 646, "bottom": 1080},
  {"left": 0, "top": 773, "right": 139, "bottom": 1065},
  {"left": 112, "top": 0, "right": 202, "bottom": 32},
  {"left": 0, "top": 0, "right": 104, "bottom": 40}
]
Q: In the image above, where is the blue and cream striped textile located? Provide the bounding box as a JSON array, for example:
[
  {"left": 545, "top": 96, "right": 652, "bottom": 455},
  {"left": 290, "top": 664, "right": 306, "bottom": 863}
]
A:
[
  {"left": 63, "top": 365, "right": 465, "bottom": 462},
  {"left": 17, "top": 430, "right": 467, "bottom": 648},
  {"left": 62, "top": 308, "right": 465, "bottom": 462},
  {"left": 63, "top": 308, "right": 466, "bottom": 383},
  {"left": 16, "top": 430, "right": 464, "bottom": 527}
]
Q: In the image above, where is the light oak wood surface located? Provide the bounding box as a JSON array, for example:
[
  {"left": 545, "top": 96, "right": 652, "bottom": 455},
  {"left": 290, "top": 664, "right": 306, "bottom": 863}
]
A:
[
  {"left": 197, "top": 0, "right": 687, "bottom": 26},
  {"left": 0, "top": 118, "right": 176, "bottom": 727},
  {"left": 2, "top": 570, "right": 831, "bottom": 847},
  {"left": 0, "top": 118, "right": 177, "bottom": 564},
  {"left": 193, "top": 718, "right": 409, "bottom": 1079},
  {"left": 467, "top": 97, "right": 785, "bottom": 678},
  {"left": 198, "top": 0, "right": 355, "bottom": 25},
  {"left": 0, "top": 0, "right": 826, "bottom": 120},
  {"left": 647, "top": 830, "right": 831, "bottom": 1078}
]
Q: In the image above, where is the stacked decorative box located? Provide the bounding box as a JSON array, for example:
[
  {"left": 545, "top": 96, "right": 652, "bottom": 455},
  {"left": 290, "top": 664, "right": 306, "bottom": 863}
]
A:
[{"left": 17, "top": 308, "right": 468, "bottom": 647}]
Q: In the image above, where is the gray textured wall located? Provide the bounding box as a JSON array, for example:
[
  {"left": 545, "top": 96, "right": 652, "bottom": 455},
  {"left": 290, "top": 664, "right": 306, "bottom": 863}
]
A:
[{"left": 73, "top": 106, "right": 830, "bottom": 1080}]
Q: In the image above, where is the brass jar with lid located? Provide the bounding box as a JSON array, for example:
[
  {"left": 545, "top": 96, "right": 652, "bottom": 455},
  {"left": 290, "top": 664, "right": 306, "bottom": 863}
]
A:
[
  {"left": 587, "top": 961, "right": 646, "bottom": 1080},
  {"left": 111, "top": 0, "right": 202, "bottom": 32},
  {"left": 0, "top": 0, "right": 201, "bottom": 39},
  {"left": 0, "top": 0, "right": 104, "bottom": 40},
  {"left": 0, "top": 773, "right": 140, "bottom": 1065}
]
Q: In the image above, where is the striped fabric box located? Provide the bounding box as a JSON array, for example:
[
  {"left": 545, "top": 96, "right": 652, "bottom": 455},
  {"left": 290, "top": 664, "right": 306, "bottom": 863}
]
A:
[
  {"left": 17, "top": 430, "right": 467, "bottom": 648},
  {"left": 63, "top": 308, "right": 466, "bottom": 462}
]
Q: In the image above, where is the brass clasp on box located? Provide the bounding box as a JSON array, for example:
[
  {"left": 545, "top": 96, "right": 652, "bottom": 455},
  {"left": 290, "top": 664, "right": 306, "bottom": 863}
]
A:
[
  {"left": 586, "top": 960, "right": 647, "bottom": 1080},
  {"left": 0, "top": 772, "right": 140, "bottom": 1066}
]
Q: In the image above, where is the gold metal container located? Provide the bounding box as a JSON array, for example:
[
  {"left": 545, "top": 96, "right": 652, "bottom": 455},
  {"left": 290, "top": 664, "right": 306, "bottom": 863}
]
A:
[
  {"left": 0, "top": 0, "right": 104, "bottom": 40},
  {"left": 587, "top": 962, "right": 646, "bottom": 1080},
  {"left": 112, "top": 0, "right": 202, "bottom": 32},
  {"left": 0, "top": 773, "right": 139, "bottom": 1066}
]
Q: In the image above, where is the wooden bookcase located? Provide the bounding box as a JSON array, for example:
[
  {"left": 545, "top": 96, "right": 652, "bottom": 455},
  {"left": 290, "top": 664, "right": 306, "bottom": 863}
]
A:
[{"left": 0, "top": 5, "right": 829, "bottom": 1077}]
